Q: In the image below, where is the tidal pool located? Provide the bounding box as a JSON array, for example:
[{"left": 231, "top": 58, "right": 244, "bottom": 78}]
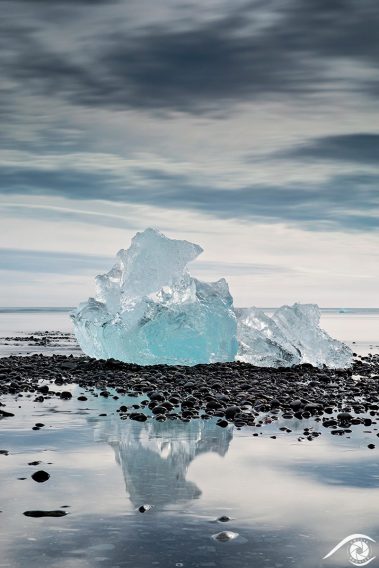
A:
[{"left": 0, "top": 385, "right": 378, "bottom": 568}]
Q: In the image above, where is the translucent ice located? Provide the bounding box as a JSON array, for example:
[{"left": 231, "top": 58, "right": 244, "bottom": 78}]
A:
[
  {"left": 72, "top": 228, "right": 352, "bottom": 368},
  {"left": 72, "top": 228, "right": 238, "bottom": 365},
  {"left": 236, "top": 307, "right": 301, "bottom": 367},
  {"left": 236, "top": 303, "right": 352, "bottom": 368}
]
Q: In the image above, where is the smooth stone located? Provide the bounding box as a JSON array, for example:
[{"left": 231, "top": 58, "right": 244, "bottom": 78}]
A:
[
  {"left": 60, "top": 392, "right": 72, "bottom": 400},
  {"left": 23, "top": 510, "right": 67, "bottom": 518},
  {"left": 31, "top": 470, "right": 50, "bottom": 483},
  {"left": 217, "top": 516, "right": 232, "bottom": 523},
  {"left": 212, "top": 531, "right": 239, "bottom": 542},
  {"left": 224, "top": 406, "right": 241, "bottom": 419},
  {"left": 129, "top": 413, "right": 147, "bottom": 422},
  {"left": 138, "top": 504, "right": 153, "bottom": 513}
]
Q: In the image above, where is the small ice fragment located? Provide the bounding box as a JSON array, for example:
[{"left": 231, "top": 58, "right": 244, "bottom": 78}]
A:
[
  {"left": 236, "top": 303, "right": 352, "bottom": 368},
  {"left": 236, "top": 307, "right": 301, "bottom": 367}
]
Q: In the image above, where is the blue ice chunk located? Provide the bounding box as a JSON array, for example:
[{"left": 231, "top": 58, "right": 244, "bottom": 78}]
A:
[{"left": 72, "top": 228, "right": 238, "bottom": 365}]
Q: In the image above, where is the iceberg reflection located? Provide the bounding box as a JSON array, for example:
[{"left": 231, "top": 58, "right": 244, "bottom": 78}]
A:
[{"left": 94, "top": 415, "right": 233, "bottom": 508}]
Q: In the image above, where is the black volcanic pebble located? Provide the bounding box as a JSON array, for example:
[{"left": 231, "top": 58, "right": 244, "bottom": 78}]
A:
[
  {"left": 60, "top": 391, "right": 72, "bottom": 400},
  {"left": 0, "top": 351, "right": 378, "bottom": 437},
  {"left": 217, "top": 515, "right": 231, "bottom": 522},
  {"left": 337, "top": 412, "right": 353, "bottom": 422},
  {"left": 152, "top": 405, "right": 168, "bottom": 415},
  {"left": 138, "top": 504, "right": 152, "bottom": 513},
  {"left": 206, "top": 400, "right": 223, "bottom": 410},
  {"left": 129, "top": 413, "right": 147, "bottom": 422},
  {"left": 23, "top": 510, "right": 67, "bottom": 518},
  {"left": 155, "top": 414, "right": 166, "bottom": 422},
  {"left": 149, "top": 392, "right": 165, "bottom": 402},
  {"left": 224, "top": 406, "right": 241, "bottom": 419},
  {"left": 290, "top": 399, "right": 303, "bottom": 411},
  {"left": 0, "top": 409, "right": 15, "bottom": 417},
  {"left": 31, "top": 470, "right": 50, "bottom": 483}
]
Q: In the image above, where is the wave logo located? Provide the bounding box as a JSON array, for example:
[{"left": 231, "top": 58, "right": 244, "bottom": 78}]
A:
[{"left": 323, "top": 534, "right": 376, "bottom": 566}]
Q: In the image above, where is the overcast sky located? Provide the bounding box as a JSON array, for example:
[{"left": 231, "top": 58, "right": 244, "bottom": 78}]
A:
[{"left": 0, "top": 0, "right": 378, "bottom": 307}]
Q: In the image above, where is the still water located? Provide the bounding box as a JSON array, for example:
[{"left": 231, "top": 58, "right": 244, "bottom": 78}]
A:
[
  {"left": 0, "top": 307, "right": 378, "bottom": 357},
  {"left": 1, "top": 388, "right": 379, "bottom": 568},
  {"left": 0, "top": 309, "right": 378, "bottom": 567}
]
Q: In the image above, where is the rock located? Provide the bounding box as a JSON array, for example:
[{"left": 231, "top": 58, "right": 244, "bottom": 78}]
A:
[
  {"left": 23, "top": 510, "right": 67, "bottom": 517},
  {"left": 217, "top": 515, "right": 232, "bottom": 523},
  {"left": 31, "top": 470, "right": 50, "bottom": 483},
  {"left": 60, "top": 391, "right": 72, "bottom": 400},
  {"left": 212, "top": 531, "right": 239, "bottom": 542},
  {"left": 206, "top": 400, "right": 223, "bottom": 410},
  {"left": 138, "top": 504, "right": 153, "bottom": 513},
  {"left": 337, "top": 412, "right": 353, "bottom": 422},
  {"left": 224, "top": 406, "right": 241, "bottom": 419},
  {"left": 152, "top": 405, "right": 168, "bottom": 415},
  {"left": 149, "top": 392, "right": 165, "bottom": 402},
  {"left": 0, "top": 409, "right": 15, "bottom": 418},
  {"left": 129, "top": 413, "right": 148, "bottom": 422},
  {"left": 303, "top": 403, "right": 319, "bottom": 414}
]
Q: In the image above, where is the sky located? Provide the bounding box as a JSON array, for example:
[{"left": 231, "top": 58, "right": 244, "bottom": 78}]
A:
[{"left": 0, "top": 0, "right": 378, "bottom": 307}]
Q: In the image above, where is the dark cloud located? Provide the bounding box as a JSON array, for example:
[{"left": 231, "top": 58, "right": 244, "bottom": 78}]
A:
[
  {"left": 1, "top": 0, "right": 378, "bottom": 113},
  {"left": 1, "top": 164, "right": 378, "bottom": 232},
  {"left": 0, "top": 168, "right": 124, "bottom": 199},
  {"left": 0, "top": 0, "right": 111, "bottom": 3},
  {"left": 277, "top": 133, "right": 379, "bottom": 165}
]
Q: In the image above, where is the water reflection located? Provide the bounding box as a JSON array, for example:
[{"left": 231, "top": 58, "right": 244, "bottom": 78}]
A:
[
  {"left": 93, "top": 415, "right": 233, "bottom": 508},
  {"left": 2, "top": 389, "right": 379, "bottom": 568}
]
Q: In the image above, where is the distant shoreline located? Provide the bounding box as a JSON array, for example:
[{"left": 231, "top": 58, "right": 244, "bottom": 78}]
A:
[{"left": 1, "top": 307, "right": 379, "bottom": 314}]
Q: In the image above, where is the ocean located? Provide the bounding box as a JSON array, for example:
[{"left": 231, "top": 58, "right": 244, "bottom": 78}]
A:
[{"left": 0, "top": 307, "right": 378, "bottom": 357}]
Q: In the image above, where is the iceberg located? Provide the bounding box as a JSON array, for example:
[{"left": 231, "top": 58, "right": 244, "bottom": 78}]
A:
[
  {"left": 71, "top": 228, "right": 238, "bottom": 365},
  {"left": 236, "top": 303, "right": 352, "bottom": 368},
  {"left": 72, "top": 228, "right": 352, "bottom": 369}
]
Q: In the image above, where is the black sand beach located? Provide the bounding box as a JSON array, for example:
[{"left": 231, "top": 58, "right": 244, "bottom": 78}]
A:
[{"left": 1, "top": 348, "right": 378, "bottom": 441}]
